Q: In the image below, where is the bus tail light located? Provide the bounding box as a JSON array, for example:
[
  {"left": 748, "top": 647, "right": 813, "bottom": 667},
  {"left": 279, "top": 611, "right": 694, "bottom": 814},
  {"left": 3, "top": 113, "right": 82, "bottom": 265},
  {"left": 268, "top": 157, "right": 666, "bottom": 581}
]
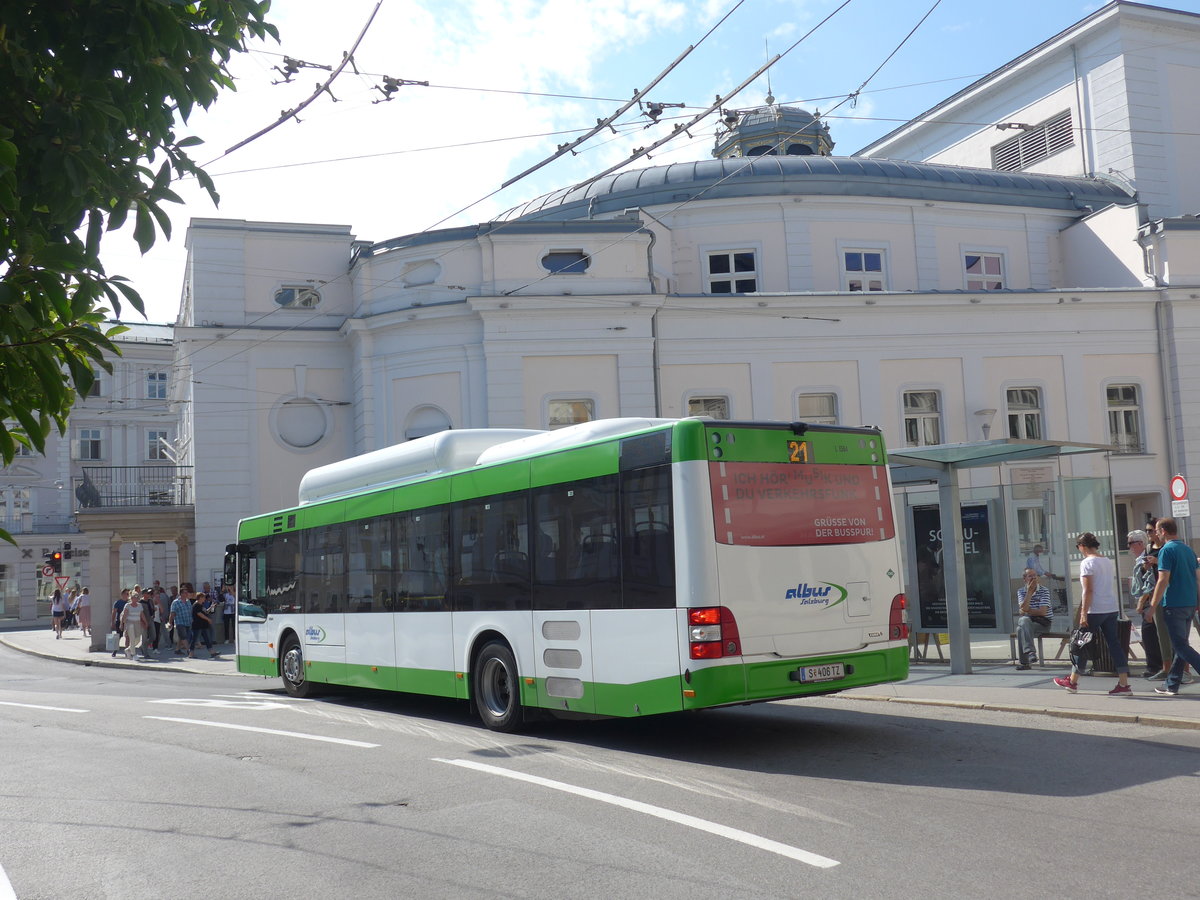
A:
[
  {"left": 890, "top": 593, "right": 909, "bottom": 641},
  {"left": 688, "top": 606, "right": 741, "bottom": 659}
]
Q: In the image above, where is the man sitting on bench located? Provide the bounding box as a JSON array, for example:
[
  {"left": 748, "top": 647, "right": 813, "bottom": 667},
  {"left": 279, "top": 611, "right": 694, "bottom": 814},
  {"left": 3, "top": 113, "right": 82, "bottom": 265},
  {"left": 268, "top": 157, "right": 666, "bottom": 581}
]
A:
[{"left": 1015, "top": 567, "right": 1053, "bottom": 669}]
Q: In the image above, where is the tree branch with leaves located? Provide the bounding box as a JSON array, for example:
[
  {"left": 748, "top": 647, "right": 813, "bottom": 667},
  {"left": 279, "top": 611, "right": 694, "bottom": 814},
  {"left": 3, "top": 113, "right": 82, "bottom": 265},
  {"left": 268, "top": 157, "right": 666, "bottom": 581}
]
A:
[{"left": 0, "top": 0, "right": 277, "bottom": 481}]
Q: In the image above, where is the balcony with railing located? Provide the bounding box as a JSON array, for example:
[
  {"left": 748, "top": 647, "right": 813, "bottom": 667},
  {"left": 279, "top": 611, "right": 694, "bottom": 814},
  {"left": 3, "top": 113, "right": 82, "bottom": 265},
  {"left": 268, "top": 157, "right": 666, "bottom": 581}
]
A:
[{"left": 73, "top": 466, "right": 194, "bottom": 510}]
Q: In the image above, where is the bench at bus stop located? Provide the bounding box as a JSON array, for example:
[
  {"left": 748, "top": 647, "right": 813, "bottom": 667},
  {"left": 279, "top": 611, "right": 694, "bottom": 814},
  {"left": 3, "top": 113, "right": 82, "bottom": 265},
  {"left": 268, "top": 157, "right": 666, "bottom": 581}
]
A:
[{"left": 1006, "top": 621, "right": 1137, "bottom": 668}]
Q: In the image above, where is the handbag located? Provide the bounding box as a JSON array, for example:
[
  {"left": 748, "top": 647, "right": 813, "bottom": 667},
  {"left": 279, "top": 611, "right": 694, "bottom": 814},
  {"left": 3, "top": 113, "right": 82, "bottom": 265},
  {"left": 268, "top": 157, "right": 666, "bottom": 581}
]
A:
[{"left": 1070, "top": 626, "right": 1096, "bottom": 659}]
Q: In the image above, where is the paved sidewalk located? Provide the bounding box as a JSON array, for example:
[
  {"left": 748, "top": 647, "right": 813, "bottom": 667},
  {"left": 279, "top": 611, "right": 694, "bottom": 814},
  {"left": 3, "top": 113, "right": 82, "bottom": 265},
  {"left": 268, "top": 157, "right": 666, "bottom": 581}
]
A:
[
  {"left": 0, "top": 624, "right": 244, "bottom": 677},
  {"left": 2, "top": 625, "right": 1199, "bottom": 729}
]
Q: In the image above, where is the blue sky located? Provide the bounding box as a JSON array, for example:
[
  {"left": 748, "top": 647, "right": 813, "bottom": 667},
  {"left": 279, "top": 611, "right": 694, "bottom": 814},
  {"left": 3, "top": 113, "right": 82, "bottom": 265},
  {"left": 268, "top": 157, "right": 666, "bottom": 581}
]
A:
[{"left": 101, "top": 0, "right": 1200, "bottom": 322}]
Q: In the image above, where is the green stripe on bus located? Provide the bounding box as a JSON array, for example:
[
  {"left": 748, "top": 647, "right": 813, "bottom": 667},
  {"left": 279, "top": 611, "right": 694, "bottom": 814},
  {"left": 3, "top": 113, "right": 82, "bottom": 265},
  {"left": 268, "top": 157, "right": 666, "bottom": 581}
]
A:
[
  {"left": 530, "top": 443, "right": 621, "bottom": 487},
  {"left": 238, "top": 645, "right": 907, "bottom": 717},
  {"left": 237, "top": 654, "right": 277, "bottom": 677}
]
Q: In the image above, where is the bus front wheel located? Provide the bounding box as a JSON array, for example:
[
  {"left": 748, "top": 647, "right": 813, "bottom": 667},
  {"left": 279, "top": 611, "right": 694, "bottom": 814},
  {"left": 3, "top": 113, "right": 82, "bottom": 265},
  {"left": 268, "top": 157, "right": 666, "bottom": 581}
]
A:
[
  {"left": 280, "top": 634, "right": 314, "bottom": 698},
  {"left": 473, "top": 642, "right": 524, "bottom": 732}
]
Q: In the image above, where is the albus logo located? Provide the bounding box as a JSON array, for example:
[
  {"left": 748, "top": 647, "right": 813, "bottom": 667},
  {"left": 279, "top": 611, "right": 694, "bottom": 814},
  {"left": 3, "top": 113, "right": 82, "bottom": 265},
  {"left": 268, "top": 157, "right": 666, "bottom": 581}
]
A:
[
  {"left": 305, "top": 625, "right": 327, "bottom": 643},
  {"left": 785, "top": 582, "right": 848, "bottom": 608}
]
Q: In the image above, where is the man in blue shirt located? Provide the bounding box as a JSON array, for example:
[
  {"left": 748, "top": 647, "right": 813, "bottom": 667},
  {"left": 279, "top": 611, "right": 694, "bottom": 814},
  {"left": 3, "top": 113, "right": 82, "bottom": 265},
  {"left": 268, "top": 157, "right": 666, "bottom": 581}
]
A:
[{"left": 1148, "top": 517, "right": 1200, "bottom": 695}]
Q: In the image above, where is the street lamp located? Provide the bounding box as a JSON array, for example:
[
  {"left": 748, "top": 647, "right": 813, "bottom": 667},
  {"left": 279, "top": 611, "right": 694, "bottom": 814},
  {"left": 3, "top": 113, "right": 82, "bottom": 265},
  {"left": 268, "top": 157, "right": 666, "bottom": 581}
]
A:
[{"left": 974, "top": 408, "right": 998, "bottom": 440}]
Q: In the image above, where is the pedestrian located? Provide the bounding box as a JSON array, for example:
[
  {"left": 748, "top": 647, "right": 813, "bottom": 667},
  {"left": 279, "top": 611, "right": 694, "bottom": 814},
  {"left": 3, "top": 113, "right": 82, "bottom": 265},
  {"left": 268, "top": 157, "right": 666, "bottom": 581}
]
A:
[
  {"left": 190, "top": 588, "right": 220, "bottom": 659},
  {"left": 119, "top": 591, "right": 147, "bottom": 661},
  {"left": 64, "top": 588, "right": 78, "bottom": 631},
  {"left": 1054, "top": 532, "right": 1132, "bottom": 695},
  {"left": 77, "top": 586, "right": 92, "bottom": 637},
  {"left": 140, "top": 589, "right": 159, "bottom": 657},
  {"left": 111, "top": 588, "right": 129, "bottom": 653},
  {"left": 49, "top": 589, "right": 67, "bottom": 639},
  {"left": 155, "top": 588, "right": 170, "bottom": 648},
  {"left": 1147, "top": 517, "right": 1200, "bottom": 696},
  {"left": 1131, "top": 541, "right": 1165, "bottom": 677},
  {"left": 1015, "top": 568, "right": 1053, "bottom": 669},
  {"left": 221, "top": 583, "right": 236, "bottom": 645},
  {"left": 168, "top": 587, "right": 193, "bottom": 655}
]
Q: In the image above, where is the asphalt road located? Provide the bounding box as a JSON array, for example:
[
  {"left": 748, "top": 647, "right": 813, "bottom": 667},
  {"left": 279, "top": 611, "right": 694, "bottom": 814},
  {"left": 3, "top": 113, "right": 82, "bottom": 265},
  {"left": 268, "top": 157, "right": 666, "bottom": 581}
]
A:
[{"left": 2, "top": 643, "right": 1198, "bottom": 900}]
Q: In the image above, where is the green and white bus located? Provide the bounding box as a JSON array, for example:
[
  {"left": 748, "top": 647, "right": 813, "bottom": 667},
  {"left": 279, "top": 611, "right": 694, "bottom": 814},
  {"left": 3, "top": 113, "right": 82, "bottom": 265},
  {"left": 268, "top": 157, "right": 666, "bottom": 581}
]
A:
[{"left": 227, "top": 418, "right": 909, "bottom": 731}]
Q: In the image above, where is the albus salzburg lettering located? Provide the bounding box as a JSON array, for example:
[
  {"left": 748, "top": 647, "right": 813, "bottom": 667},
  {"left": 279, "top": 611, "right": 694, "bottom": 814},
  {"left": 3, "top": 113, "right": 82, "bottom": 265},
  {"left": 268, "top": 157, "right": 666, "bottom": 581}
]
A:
[{"left": 785, "top": 582, "right": 848, "bottom": 608}]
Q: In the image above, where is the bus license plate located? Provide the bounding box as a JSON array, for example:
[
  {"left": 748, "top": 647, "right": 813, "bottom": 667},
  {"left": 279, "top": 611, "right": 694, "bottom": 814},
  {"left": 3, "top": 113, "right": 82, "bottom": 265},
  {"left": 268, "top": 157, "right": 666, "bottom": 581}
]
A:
[{"left": 795, "top": 663, "right": 844, "bottom": 684}]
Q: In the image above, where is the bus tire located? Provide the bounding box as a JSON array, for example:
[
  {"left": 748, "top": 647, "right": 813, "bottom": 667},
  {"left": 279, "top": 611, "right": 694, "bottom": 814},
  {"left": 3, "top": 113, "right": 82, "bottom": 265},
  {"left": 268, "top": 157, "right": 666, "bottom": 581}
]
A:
[
  {"left": 280, "top": 634, "right": 314, "bottom": 698},
  {"left": 473, "top": 641, "right": 524, "bottom": 732}
]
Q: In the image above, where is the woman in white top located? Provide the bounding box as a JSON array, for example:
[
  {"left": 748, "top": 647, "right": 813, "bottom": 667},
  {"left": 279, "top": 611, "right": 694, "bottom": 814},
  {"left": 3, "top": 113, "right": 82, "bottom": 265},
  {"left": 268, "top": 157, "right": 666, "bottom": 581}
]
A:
[
  {"left": 1055, "top": 532, "right": 1131, "bottom": 695},
  {"left": 49, "top": 589, "right": 67, "bottom": 639},
  {"left": 77, "top": 587, "right": 92, "bottom": 636}
]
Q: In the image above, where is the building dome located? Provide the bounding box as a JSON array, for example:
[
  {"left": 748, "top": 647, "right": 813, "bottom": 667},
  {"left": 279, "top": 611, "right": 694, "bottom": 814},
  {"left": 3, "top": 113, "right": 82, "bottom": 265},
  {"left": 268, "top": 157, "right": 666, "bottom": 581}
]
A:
[{"left": 713, "top": 102, "right": 834, "bottom": 159}]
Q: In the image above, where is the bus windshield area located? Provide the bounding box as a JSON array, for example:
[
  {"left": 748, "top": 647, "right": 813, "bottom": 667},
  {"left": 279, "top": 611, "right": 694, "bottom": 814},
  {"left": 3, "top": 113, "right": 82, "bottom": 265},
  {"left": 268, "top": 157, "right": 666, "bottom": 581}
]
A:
[{"left": 709, "top": 461, "right": 895, "bottom": 546}]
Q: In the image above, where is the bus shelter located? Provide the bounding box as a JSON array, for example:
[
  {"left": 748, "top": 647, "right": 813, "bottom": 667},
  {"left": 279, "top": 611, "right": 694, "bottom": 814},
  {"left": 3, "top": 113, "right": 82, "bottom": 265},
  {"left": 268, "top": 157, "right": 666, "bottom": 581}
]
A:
[{"left": 889, "top": 439, "right": 1115, "bottom": 674}]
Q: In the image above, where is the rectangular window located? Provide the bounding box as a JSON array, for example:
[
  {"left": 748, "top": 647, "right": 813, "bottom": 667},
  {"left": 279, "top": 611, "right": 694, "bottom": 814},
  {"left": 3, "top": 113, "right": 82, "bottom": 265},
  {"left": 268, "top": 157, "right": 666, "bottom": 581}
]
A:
[
  {"left": 548, "top": 399, "right": 595, "bottom": 429},
  {"left": 300, "top": 525, "right": 346, "bottom": 614},
  {"left": 797, "top": 393, "right": 838, "bottom": 425},
  {"left": 257, "top": 534, "right": 300, "bottom": 615},
  {"left": 903, "top": 391, "right": 941, "bottom": 447},
  {"left": 1006, "top": 388, "right": 1043, "bottom": 440},
  {"left": 88, "top": 370, "right": 102, "bottom": 397},
  {"left": 620, "top": 465, "right": 675, "bottom": 608},
  {"left": 842, "top": 250, "right": 886, "bottom": 292},
  {"left": 992, "top": 110, "right": 1074, "bottom": 172},
  {"left": 1107, "top": 384, "right": 1144, "bottom": 454},
  {"left": 146, "top": 371, "right": 168, "bottom": 400},
  {"left": 395, "top": 508, "right": 449, "bottom": 611},
  {"left": 687, "top": 396, "right": 730, "bottom": 419},
  {"left": 965, "top": 252, "right": 1004, "bottom": 290},
  {"left": 346, "top": 517, "right": 394, "bottom": 612},
  {"left": 706, "top": 250, "right": 758, "bottom": 294},
  {"left": 533, "top": 476, "right": 621, "bottom": 610},
  {"left": 709, "top": 461, "right": 895, "bottom": 546},
  {"left": 147, "top": 430, "right": 169, "bottom": 461},
  {"left": 453, "top": 492, "right": 530, "bottom": 612},
  {"left": 77, "top": 428, "right": 103, "bottom": 460}
]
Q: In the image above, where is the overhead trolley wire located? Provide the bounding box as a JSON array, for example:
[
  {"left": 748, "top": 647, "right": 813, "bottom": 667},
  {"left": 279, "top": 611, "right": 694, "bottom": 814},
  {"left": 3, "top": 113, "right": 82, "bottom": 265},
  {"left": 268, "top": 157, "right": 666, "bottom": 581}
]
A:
[{"left": 497, "top": 0, "right": 747, "bottom": 191}]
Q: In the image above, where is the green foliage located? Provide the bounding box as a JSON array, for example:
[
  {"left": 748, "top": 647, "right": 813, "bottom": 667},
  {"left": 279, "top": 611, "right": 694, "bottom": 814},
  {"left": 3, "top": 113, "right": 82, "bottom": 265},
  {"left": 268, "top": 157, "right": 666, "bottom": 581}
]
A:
[{"left": 0, "top": 1, "right": 277, "bottom": 486}]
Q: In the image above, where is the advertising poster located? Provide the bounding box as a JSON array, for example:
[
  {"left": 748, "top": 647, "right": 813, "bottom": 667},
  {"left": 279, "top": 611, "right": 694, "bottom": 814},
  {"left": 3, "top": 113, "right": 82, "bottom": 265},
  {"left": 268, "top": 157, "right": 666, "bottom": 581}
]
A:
[{"left": 913, "top": 504, "right": 997, "bottom": 630}]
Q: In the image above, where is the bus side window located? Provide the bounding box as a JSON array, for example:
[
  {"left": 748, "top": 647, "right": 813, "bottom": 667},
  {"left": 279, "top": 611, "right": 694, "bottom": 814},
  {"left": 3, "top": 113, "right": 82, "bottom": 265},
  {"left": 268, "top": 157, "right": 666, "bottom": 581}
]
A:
[
  {"left": 533, "top": 476, "right": 620, "bottom": 610},
  {"left": 621, "top": 466, "right": 675, "bottom": 609}
]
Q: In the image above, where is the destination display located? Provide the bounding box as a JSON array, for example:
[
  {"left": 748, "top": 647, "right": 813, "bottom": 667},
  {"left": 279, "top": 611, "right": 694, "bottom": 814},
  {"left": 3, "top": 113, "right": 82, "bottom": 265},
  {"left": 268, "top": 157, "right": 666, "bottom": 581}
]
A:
[{"left": 709, "top": 461, "right": 895, "bottom": 546}]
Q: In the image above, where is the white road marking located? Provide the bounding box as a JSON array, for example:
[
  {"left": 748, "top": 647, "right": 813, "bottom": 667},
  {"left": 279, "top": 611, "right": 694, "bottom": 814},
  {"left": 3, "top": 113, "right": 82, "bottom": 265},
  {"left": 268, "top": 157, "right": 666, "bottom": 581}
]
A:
[
  {"left": 144, "top": 716, "right": 379, "bottom": 747},
  {"left": 149, "top": 697, "right": 292, "bottom": 710},
  {"left": 0, "top": 860, "right": 15, "bottom": 900},
  {"left": 433, "top": 757, "right": 840, "bottom": 869},
  {"left": 0, "top": 700, "right": 88, "bottom": 713}
]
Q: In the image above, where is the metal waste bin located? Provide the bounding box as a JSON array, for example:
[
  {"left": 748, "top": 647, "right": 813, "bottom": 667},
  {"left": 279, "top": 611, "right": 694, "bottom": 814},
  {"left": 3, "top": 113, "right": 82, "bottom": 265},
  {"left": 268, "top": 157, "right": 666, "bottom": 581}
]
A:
[{"left": 1089, "top": 618, "right": 1132, "bottom": 675}]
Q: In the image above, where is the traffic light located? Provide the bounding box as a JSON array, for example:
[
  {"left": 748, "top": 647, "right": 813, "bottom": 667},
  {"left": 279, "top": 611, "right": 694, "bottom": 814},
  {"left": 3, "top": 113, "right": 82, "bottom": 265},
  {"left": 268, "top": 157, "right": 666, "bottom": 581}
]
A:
[
  {"left": 50, "top": 551, "right": 62, "bottom": 573},
  {"left": 130, "top": 548, "right": 137, "bottom": 564}
]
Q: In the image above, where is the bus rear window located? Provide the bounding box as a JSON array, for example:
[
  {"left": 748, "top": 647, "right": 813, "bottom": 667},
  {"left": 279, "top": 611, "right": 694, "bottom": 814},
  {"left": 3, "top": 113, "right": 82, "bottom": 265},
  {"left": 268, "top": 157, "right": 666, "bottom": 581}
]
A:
[{"left": 709, "top": 461, "right": 895, "bottom": 546}]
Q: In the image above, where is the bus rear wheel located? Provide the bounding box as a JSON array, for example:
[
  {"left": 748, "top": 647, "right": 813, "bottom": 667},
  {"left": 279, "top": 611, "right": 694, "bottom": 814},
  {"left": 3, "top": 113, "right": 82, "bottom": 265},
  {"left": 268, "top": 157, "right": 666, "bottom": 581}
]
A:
[
  {"left": 473, "top": 641, "right": 524, "bottom": 732},
  {"left": 280, "top": 634, "right": 314, "bottom": 698}
]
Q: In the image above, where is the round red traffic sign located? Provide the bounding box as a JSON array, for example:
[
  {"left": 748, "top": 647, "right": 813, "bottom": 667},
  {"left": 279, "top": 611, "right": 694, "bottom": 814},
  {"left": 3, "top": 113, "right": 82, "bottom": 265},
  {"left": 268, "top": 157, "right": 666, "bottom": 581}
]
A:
[
  {"left": 41, "top": 564, "right": 54, "bottom": 577},
  {"left": 1171, "top": 475, "right": 1188, "bottom": 501}
]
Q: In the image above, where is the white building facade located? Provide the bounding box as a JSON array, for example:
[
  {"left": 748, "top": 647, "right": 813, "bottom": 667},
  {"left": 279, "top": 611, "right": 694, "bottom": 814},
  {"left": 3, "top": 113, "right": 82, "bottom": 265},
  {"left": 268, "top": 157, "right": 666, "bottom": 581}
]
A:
[
  {"left": 12, "top": 1, "right": 1196, "bottom": 633},
  {"left": 0, "top": 324, "right": 188, "bottom": 625}
]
